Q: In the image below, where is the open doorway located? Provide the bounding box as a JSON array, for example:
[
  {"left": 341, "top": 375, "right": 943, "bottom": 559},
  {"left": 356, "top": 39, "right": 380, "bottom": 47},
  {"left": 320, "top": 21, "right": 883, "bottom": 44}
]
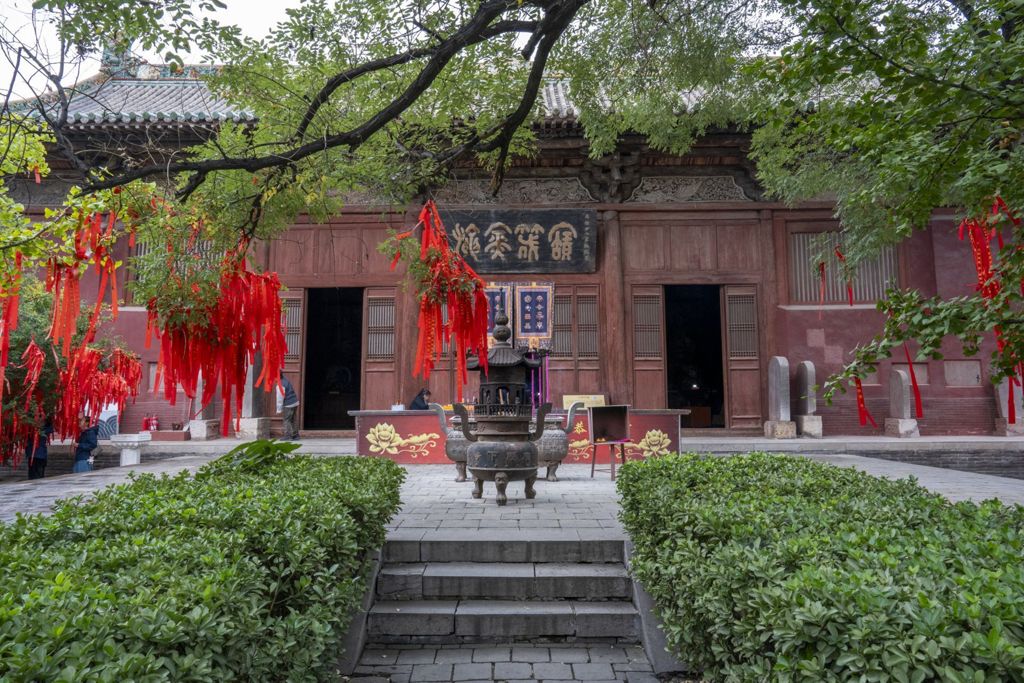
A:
[
  {"left": 304, "top": 288, "right": 363, "bottom": 430},
  {"left": 664, "top": 285, "right": 725, "bottom": 427}
]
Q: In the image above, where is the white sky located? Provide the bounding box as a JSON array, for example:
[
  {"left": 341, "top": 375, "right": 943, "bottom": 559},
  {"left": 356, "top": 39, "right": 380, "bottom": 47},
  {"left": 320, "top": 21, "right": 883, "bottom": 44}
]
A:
[{"left": 0, "top": 0, "right": 297, "bottom": 101}]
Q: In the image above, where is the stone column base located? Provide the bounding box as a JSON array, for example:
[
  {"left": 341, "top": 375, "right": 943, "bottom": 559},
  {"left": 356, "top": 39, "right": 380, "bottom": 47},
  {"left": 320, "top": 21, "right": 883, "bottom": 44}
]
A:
[
  {"left": 795, "top": 415, "right": 823, "bottom": 438},
  {"left": 763, "top": 421, "right": 797, "bottom": 438},
  {"left": 188, "top": 419, "right": 221, "bottom": 440},
  {"left": 884, "top": 418, "right": 920, "bottom": 438},
  {"left": 994, "top": 418, "right": 1024, "bottom": 436},
  {"left": 236, "top": 417, "right": 271, "bottom": 440}
]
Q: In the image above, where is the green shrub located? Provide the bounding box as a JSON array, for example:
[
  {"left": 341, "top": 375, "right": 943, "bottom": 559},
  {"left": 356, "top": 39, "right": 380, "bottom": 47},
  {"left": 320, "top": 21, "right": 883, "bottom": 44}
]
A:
[
  {"left": 0, "top": 453, "right": 404, "bottom": 682},
  {"left": 619, "top": 452, "right": 1024, "bottom": 683}
]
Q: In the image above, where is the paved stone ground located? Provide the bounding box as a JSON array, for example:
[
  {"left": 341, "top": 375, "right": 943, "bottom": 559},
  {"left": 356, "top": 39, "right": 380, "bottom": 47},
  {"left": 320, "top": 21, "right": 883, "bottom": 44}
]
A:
[
  {"left": 4, "top": 450, "right": 1024, "bottom": 523},
  {"left": 387, "top": 464, "right": 623, "bottom": 535},
  {"left": 813, "top": 453, "right": 1024, "bottom": 505},
  {"left": 0, "top": 455, "right": 216, "bottom": 521},
  {"left": 352, "top": 643, "right": 658, "bottom": 683}
]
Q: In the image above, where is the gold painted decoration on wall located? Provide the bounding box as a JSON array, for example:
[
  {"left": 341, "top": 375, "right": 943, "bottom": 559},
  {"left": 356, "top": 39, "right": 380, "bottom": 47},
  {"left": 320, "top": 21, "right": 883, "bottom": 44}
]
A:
[{"left": 366, "top": 422, "right": 441, "bottom": 459}]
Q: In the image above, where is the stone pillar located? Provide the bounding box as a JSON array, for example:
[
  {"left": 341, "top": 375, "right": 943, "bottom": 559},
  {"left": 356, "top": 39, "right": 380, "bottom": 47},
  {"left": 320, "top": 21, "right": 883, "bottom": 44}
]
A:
[
  {"left": 188, "top": 375, "right": 221, "bottom": 440},
  {"left": 793, "top": 360, "right": 822, "bottom": 438},
  {"left": 110, "top": 432, "right": 151, "bottom": 467},
  {"left": 994, "top": 378, "right": 1024, "bottom": 436},
  {"left": 764, "top": 356, "right": 797, "bottom": 438},
  {"left": 885, "top": 369, "right": 920, "bottom": 438},
  {"left": 237, "top": 357, "right": 271, "bottom": 440}
]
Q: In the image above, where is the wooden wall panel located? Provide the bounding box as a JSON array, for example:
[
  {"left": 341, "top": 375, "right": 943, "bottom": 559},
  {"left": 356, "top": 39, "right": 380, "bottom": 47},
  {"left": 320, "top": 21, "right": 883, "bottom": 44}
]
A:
[
  {"left": 316, "top": 229, "right": 363, "bottom": 276},
  {"left": 622, "top": 225, "right": 667, "bottom": 271},
  {"left": 273, "top": 229, "right": 317, "bottom": 278},
  {"left": 363, "top": 226, "right": 398, "bottom": 275},
  {"left": 716, "top": 223, "right": 761, "bottom": 271},
  {"left": 669, "top": 224, "right": 718, "bottom": 271}
]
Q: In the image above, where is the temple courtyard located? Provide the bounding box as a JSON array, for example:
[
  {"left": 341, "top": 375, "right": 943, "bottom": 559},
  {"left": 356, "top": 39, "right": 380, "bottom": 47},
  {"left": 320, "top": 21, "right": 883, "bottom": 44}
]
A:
[{"left": 2, "top": 447, "right": 1024, "bottom": 682}]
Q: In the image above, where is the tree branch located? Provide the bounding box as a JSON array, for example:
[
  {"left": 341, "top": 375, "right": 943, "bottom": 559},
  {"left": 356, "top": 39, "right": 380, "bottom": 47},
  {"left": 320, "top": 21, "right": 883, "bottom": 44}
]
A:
[{"left": 78, "top": 3, "right": 573, "bottom": 198}]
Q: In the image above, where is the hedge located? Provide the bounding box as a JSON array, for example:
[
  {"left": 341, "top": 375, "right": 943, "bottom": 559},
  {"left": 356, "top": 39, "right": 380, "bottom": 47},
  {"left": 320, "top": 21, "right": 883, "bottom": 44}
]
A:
[
  {"left": 619, "top": 452, "right": 1024, "bottom": 683},
  {"left": 0, "top": 444, "right": 404, "bottom": 682}
]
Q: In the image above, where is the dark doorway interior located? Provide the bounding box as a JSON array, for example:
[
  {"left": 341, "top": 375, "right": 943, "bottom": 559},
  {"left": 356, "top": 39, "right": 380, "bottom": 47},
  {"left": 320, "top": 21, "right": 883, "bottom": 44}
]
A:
[
  {"left": 664, "top": 285, "right": 725, "bottom": 427},
  {"left": 304, "top": 288, "right": 363, "bottom": 429}
]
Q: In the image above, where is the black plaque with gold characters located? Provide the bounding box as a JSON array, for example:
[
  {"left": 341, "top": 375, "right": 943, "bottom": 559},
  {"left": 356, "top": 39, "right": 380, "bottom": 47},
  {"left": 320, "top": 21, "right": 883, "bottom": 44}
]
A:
[{"left": 441, "top": 209, "right": 597, "bottom": 273}]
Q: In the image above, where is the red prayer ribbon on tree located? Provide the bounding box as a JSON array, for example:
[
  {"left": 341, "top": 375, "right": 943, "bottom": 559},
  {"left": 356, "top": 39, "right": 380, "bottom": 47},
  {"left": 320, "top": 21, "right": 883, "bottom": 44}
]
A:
[
  {"left": 391, "top": 200, "right": 490, "bottom": 402},
  {"left": 148, "top": 242, "right": 287, "bottom": 436},
  {"left": 817, "top": 261, "right": 826, "bottom": 319},
  {"left": 902, "top": 342, "right": 923, "bottom": 418},
  {"left": 959, "top": 196, "right": 1022, "bottom": 422},
  {"left": 854, "top": 377, "right": 877, "bottom": 428},
  {"left": 834, "top": 246, "right": 854, "bottom": 306}
]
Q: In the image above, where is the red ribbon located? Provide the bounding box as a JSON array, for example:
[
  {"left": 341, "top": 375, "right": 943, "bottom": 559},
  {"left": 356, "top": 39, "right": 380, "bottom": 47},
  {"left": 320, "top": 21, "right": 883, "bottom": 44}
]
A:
[
  {"left": 834, "top": 246, "right": 854, "bottom": 305},
  {"left": 817, "top": 261, "right": 826, "bottom": 319},
  {"left": 148, "top": 242, "right": 287, "bottom": 436},
  {"left": 855, "top": 378, "right": 877, "bottom": 428},
  {"left": 403, "top": 200, "right": 490, "bottom": 403},
  {"left": 902, "top": 342, "right": 923, "bottom": 418}
]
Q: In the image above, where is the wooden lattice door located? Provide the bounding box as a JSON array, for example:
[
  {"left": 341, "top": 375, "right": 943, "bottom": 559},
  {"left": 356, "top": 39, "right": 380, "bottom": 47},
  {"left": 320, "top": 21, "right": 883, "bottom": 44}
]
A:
[
  {"left": 722, "top": 285, "right": 762, "bottom": 428},
  {"left": 630, "top": 285, "right": 666, "bottom": 409}
]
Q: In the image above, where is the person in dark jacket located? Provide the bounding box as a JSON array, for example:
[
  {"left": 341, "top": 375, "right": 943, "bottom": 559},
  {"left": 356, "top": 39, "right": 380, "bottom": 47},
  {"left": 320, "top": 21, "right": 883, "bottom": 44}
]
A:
[
  {"left": 407, "top": 388, "right": 431, "bottom": 410},
  {"left": 73, "top": 416, "right": 99, "bottom": 473},
  {"left": 25, "top": 416, "right": 54, "bottom": 480},
  {"left": 279, "top": 373, "right": 300, "bottom": 440}
]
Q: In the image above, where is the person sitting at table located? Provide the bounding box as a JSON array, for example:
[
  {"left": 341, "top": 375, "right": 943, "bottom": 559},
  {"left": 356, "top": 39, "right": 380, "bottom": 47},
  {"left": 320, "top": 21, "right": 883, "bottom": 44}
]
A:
[{"left": 407, "top": 388, "right": 431, "bottom": 410}]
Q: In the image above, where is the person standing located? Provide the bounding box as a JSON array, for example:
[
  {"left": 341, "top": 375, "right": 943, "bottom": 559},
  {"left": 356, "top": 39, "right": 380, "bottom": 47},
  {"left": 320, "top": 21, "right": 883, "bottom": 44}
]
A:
[
  {"left": 25, "top": 416, "right": 54, "bottom": 480},
  {"left": 278, "top": 373, "right": 300, "bottom": 440},
  {"left": 73, "top": 416, "right": 99, "bottom": 473}
]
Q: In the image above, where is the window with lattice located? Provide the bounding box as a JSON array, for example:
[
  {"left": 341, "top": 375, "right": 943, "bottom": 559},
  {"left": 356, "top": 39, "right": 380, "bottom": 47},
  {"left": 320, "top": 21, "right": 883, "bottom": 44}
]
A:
[
  {"left": 633, "top": 295, "right": 662, "bottom": 360},
  {"left": 282, "top": 299, "right": 302, "bottom": 363},
  {"left": 788, "top": 231, "right": 898, "bottom": 303},
  {"left": 366, "top": 297, "right": 395, "bottom": 360},
  {"left": 551, "top": 291, "right": 599, "bottom": 360}
]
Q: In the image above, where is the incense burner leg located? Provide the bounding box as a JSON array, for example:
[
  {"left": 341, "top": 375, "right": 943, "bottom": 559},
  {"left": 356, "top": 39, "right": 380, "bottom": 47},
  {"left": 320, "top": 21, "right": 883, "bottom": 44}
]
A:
[
  {"left": 472, "top": 476, "right": 483, "bottom": 499},
  {"left": 455, "top": 462, "right": 467, "bottom": 482},
  {"left": 494, "top": 472, "right": 509, "bottom": 506},
  {"left": 525, "top": 475, "right": 537, "bottom": 499},
  {"left": 545, "top": 463, "right": 559, "bottom": 482}
]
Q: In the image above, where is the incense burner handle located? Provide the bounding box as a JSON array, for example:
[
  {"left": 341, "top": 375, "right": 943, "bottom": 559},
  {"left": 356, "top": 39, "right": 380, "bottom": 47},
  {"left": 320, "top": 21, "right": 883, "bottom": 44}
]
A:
[
  {"left": 531, "top": 402, "right": 552, "bottom": 442},
  {"left": 564, "top": 401, "right": 584, "bottom": 434},
  {"left": 428, "top": 402, "right": 447, "bottom": 433},
  {"left": 453, "top": 403, "right": 478, "bottom": 442}
]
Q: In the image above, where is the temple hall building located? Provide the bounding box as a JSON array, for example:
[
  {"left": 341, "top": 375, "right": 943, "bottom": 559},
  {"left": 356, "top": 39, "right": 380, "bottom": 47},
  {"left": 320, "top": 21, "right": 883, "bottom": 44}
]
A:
[{"left": 8, "top": 58, "right": 1007, "bottom": 438}]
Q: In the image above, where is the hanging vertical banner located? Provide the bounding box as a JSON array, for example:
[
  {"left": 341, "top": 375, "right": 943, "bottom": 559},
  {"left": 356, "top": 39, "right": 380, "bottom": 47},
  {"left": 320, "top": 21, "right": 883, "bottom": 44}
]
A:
[
  {"left": 484, "top": 283, "right": 513, "bottom": 343},
  {"left": 514, "top": 283, "right": 554, "bottom": 351}
]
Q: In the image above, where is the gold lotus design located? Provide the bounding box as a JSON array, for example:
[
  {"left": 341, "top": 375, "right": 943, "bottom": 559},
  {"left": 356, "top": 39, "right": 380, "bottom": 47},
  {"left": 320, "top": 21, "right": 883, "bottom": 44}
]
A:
[
  {"left": 366, "top": 422, "right": 440, "bottom": 458},
  {"left": 636, "top": 429, "right": 671, "bottom": 458}
]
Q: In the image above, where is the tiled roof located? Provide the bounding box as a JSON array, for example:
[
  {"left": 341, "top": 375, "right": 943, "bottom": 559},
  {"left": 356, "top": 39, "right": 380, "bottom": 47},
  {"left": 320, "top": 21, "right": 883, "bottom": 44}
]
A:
[
  {"left": 60, "top": 77, "right": 255, "bottom": 126},
  {"left": 21, "top": 64, "right": 254, "bottom": 129},
  {"left": 22, "top": 64, "right": 612, "bottom": 133},
  {"left": 540, "top": 80, "right": 575, "bottom": 118}
]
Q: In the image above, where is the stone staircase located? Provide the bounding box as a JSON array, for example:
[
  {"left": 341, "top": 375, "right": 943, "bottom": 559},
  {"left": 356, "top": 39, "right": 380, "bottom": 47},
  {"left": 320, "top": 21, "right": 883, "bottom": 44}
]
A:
[{"left": 366, "top": 535, "right": 640, "bottom": 644}]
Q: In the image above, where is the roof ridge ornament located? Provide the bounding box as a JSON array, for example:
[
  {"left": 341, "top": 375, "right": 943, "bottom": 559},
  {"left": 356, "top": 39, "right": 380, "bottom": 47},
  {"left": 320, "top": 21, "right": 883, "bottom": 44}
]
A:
[{"left": 100, "top": 37, "right": 137, "bottom": 79}]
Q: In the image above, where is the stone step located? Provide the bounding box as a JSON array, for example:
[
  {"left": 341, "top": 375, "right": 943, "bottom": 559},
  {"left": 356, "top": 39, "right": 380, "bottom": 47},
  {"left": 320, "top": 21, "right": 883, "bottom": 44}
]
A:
[
  {"left": 367, "top": 600, "right": 640, "bottom": 643},
  {"left": 383, "top": 533, "right": 624, "bottom": 564},
  {"left": 377, "top": 562, "right": 632, "bottom": 601}
]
